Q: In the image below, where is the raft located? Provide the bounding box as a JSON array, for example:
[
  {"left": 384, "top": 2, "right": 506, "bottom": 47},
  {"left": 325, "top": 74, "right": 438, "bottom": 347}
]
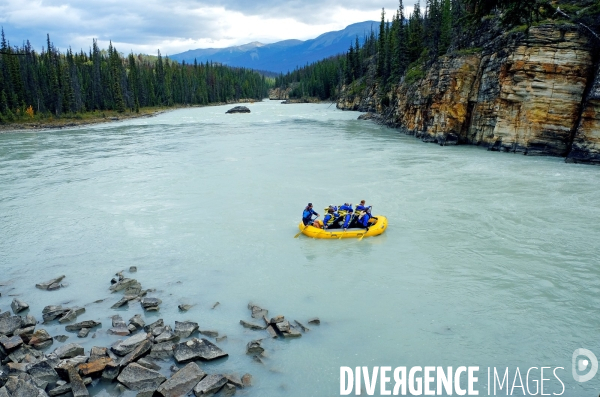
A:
[{"left": 298, "top": 216, "right": 388, "bottom": 239}]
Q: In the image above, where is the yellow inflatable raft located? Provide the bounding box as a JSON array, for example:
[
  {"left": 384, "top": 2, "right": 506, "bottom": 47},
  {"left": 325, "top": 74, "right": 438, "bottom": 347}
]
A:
[{"left": 297, "top": 216, "right": 388, "bottom": 239}]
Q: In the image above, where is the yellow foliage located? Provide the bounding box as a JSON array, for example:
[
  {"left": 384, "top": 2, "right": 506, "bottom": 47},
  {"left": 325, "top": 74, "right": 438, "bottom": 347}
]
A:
[{"left": 25, "top": 105, "right": 34, "bottom": 119}]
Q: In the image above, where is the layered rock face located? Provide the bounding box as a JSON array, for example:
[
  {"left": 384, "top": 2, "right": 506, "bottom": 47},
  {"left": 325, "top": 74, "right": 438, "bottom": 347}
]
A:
[
  {"left": 567, "top": 61, "right": 600, "bottom": 164},
  {"left": 339, "top": 23, "right": 599, "bottom": 163}
]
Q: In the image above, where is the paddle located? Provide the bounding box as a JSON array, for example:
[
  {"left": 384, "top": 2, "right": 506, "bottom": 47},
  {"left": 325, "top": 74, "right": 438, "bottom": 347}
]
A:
[
  {"left": 294, "top": 215, "right": 319, "bottom": 238},
  {"left": 358, "top": 227, "right": 369, "bottom": 241}
]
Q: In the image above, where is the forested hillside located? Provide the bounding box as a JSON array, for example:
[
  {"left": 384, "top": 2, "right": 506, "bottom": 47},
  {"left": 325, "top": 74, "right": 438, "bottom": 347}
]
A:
[
  {"left": 0, "top": 32, "right": 270, "bottom": 123},
  {"left": 274, "top": 0, "right": 600, "bottom": 101}
]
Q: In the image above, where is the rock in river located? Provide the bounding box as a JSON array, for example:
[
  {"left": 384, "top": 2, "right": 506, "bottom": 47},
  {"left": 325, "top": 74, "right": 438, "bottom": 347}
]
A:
[
  {"left": 117, "top": 363, "right": 166, "bottom": 391},
  {"left": 36, "top": 275, "right": 65, "bottom": 290},
  {"left": 111, "top": 333, "right": 148, "bottom": 356},
  {"left": 193, "top": 374, "right": 227, "bottom": 396},
  {"left": 10, "top": 299, "right": 29, "bottom": 314},
  {"left": 156, "top": 362, "right": 206, "bottom": 397},
  {"left": 174, "top": 321, "right": 198, "bottom": 339},
  {"left": 53, "top": 343, "right": 84, "bottom": 359},
  {"left": 65, "top": 321, "right": 100, "bottom": 332},
  {"left": 225, "top": 106, "right": 250, "bottom": 114},
  {"left": 173, "top": 338, "right": 228, "bottom": 363}
]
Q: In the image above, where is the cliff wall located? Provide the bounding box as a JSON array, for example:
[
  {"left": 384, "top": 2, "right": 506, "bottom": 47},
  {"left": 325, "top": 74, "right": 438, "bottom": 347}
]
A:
[{"left": 338, "top": 23, "right": 600, "bottom": 163}]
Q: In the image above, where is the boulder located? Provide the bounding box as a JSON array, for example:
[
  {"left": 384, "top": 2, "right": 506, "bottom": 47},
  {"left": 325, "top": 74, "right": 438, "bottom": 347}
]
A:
[
  {"left": 53, "top": 343, "right": 84, "bottom": 359},
  {"left": 117, "top": 363, "right": 166, "bottom": 391},
  {"left": 10, "top": 299, "right": 29, "bottom": 314},
  {"left": 43, "top": 307, "right": 68, "bottom": 323},
  {"left": 178, "top": 304, "right": 193, "bottom": 312},
  {"left": 0, "top": 316, "right": 23, "bottom": 336},
  {"left": 129, "top": 314, "right": 145, "bottom": 330},
  {"left": 119, "top": 339, "right": 152, "bottom": 367},
  {"left": 57, "top": 310, "right": 77, "bottom": 324},
  {"left": 65, "top": 321, "right": 100, "bottom": 332},
  {"left": 150, "top": 342, "right": 174, "bottom": 359},
  {"left": 53, "top": 335, "right": 69, "bottom": 343},
  {"left": 143, "top": 319, "right": 163, "bottom": 334},
  {"left": 137, "top": 358, "right": 160, "bottom": 371},
  {"left": 265, "top": 325, "right": 278, "bottom": 338},
  {"left": 245, "top": 340, "right": 263, "bottom": 355},
  {"left": 225, "top": 106, "right": 250, "bottom": 114},
  {"left": 241, "top": 373, "right": 252, "bottom": 387},
  {"left": 67, "top": 365, "right": 89, "bottom": 397},
  {"left": 156, "top": 362, "right": 206, "bottom": 397},
  {"left": 307, "top": 317, "right": 320, "bottom": 325},
  {"left": 89, "top": 347, "right": 107, "bottom": 360},
  {"left": 248, "top": 304, "right": 267, "bottom": 319},
  {"left": 173, "top": 338, "right": 228, "bottom": 363},
  {"left": 36, "top": 276, "right": 66, "bottom": 290},
  {"left": 78, "top": 357, "right": 113, "bottom": 377},
  {"left": 14, "top": 326, "right": 35, "bottom": 343},
  {"left": 239, "top": 320, "right": 265, "bottom": 331},
  {"left": 101, "top": 361, "right": 119, "bottom": 381},
  {"left": 274, "top": 320, "right": 290, "bottom": 333},
  {"left": 140, "top": 298, "right": 161, "bottom": 310},
  {"left": 111, "top": 333, "right": 148, "bottom": 356},
  {"left": 221, "top": 383, "right": 236, "bottom": 396},
  {"left": 223, "top": 374, "right": 243, "bottom": 388},
  {"left": 269, "top": 316, "right": 284, "bottom": 324},
  {"left": 28, "top": 360, "right": 59, "bottom": 388},
  {"left": 174, "top": 321, "right": 198, "bottom": 339},
  {"left": 0, "top": 335, "right": 23, "bottom": 351},
  {"left": 193, "top": 374, "right": 227, "bottom": 396},
  {"left": 77, "top": 329, "right": 90, "bottom": 338},
  {"left": 21, "top": 315, "right": 37, "bottom": 328},
  {"left": 155, "top": 330, "right": 179, "bottom": 344},
  {"left": 199, "top": 330, "right": 218, "bottom": 338}
]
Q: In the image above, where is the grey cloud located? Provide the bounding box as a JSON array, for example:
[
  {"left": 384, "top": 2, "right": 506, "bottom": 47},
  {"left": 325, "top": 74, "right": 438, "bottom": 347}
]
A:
[{"left": 0, "top": 0, "right": 419, "bottom": 54}]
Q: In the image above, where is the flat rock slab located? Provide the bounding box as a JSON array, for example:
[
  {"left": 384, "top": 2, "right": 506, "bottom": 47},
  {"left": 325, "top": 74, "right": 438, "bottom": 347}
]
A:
[
  {"left": 144, "top": 319, "right": 164, "bottom": 333},
  {"left": 54, "top": 343, "right": 85, "bottom": 359},
  {"left": 193, "top": 374, "right": 227, "bottom": 396},
  {"left": 36, "top": 276, "right": 65, "bottom": 290},
  {"left": 28, "top": 360, "right": 59, "bottom": 385},
  {"left": 65, "top": 321, "right": 100, "bottom": 332},
  {"left": 225, "top": 106, "right": 251, "bottom": 114},
  {"left": 111, "top": 333, "right": 148, "bottom": 356},
  {"left": 150, "top": 342, "right": 175, "bottom": 359},
  {"left": 174, "top": 321, "right": 198, "bottom": 338},
  {"left": 140, "top": 298, "right": 162, "bottom": 309},
  {"left": 29, "top": 329, "right": 52, "bottom": 348},
  {"left": 78, "top": 357, "right": 113, "bottom": 376},
  {"left": 68, "top": 365, "right": 90, "bottom": 397},
  {"left": 129, "top": 314, "right": 145, "bottom": 329},
  {"left": 156, "top": 362, "right": 206, "bottom": 397},
  {"left": 246, "top": 340, "right": 263, "bottom": 355},
  {"left": 120, "top": 339, "right": 152, "bottom": 367},
  {"left": 174, "top": 338, "right": 228, "bottom": 363},
  {"left": 0, "top": 335, "right": 23, "bottom": 350},
  {"left": 117, "top": 363, "right": 166, "bottom": 391},
  {"left": 0, "top": 316, "right": 23, "bottom": 336},
  {"left": 239, "top": 320, "right": 265, "bottom": 331}
]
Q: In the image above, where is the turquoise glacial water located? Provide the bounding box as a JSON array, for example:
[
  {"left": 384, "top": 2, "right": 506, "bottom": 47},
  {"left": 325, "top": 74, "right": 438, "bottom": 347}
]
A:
[{"left": 1, "top": 101, "right": 600, "bottom": 396}]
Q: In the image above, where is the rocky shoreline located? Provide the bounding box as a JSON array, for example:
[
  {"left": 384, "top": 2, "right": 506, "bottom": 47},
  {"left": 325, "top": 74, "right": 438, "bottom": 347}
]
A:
[
  {"left": 0, "top": 268, "right": 319, "bottom": 397},
  {"left": 339, "top": 23, "right": 600, "bottom": 165},
  {"left": 0, "top": 99, "right": 263, "bottom": 134}
]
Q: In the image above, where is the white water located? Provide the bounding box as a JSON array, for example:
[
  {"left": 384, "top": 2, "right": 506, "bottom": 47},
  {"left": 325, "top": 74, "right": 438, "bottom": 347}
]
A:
[{"left": 1, "top": 101, "right": 599, "bottom": 396}]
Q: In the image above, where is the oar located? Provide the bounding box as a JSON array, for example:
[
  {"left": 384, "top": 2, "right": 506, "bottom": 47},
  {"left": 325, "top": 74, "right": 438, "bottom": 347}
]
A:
[
  {"left": 358, "top": 227, "right": 369, "bottom": 241},
  {"left": 294, "top": 216, "right": 319, "bottom": 238}
]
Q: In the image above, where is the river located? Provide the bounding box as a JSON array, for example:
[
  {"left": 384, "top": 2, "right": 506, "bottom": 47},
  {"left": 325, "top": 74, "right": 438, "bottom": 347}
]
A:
[{"left": 1, "top": 101, "right": 599, "bottom": 396}]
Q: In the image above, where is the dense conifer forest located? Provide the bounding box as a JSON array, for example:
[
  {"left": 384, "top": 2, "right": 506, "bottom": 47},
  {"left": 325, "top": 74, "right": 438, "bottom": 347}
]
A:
[
  {"left": 274, "top": 0, "right": 600, "bottom": 101},
  {"left": 0, "top": 32, "right": 270, "bottom": 123}
]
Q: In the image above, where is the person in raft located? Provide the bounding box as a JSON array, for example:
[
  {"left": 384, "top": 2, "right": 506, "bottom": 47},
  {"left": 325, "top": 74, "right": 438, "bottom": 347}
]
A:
[
  {"left": 323, "top": 206, "right": 341, "bottom": 230},
  {"left": 356, "top": 206, "right": 374, "bottom": 229},
  {"left": 338, "top": 203, "right": 354, "bottom": 231},
  {"left": 302, "top": 203, "right": 319, "bottom": 226}
]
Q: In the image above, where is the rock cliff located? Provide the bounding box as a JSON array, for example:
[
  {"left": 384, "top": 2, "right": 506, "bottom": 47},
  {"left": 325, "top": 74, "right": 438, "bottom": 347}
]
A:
[{"left": 338, "top": 23, "right": 600, "bottom": 163}]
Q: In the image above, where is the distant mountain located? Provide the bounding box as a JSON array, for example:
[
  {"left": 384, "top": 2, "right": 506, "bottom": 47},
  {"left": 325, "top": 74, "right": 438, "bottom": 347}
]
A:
[{"left": 168, "top": 21, "right": 377, "bottom": 74}]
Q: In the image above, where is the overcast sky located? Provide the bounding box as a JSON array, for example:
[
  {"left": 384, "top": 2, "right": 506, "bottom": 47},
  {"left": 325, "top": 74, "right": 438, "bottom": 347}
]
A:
[{"left": 0, "top": 0, "right": 419, "bottom": 55}]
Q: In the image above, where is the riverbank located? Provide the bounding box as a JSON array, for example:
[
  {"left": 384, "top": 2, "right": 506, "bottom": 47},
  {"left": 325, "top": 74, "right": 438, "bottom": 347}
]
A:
[{"left": 0, "top": 99, "right": 263, "bottom": 134}]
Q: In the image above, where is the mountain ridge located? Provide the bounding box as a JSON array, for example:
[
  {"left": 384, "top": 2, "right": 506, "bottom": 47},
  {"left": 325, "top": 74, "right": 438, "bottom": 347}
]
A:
[{"left": 168, "top": 21, "right": 377, "bottom": 73}]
